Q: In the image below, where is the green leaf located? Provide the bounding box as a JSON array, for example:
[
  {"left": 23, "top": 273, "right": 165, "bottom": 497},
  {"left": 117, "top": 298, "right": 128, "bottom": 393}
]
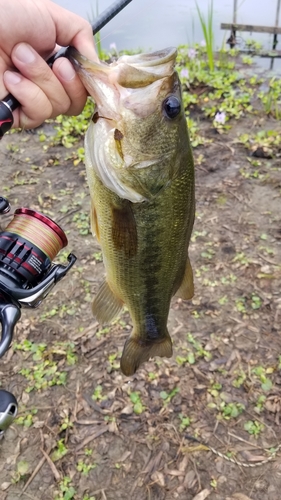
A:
[
  {"left": 261, "top": 379, "right": 272, "bottom": 391},
  {"left": 17, "top": 460, "right": 29, "bottom": 476}
]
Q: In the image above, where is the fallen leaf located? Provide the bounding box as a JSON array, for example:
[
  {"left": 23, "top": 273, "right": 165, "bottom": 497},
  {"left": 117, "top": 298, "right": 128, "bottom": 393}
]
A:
[
  {"left": 227, "top": 494, "right": 254, "bottom": 500},
  {"left": 192, "top": 489, "right": 211, "bottom": 500},
  {"left": 0, "top": 482, "right": 10, "bottom": 491},
  {"left": 151, "top": 471, "right": 165, "bottom": 487}
]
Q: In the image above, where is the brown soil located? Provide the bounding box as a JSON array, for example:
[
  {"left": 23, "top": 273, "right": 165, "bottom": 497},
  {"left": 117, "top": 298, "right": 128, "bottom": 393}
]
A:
[{"left": 0, "top": 108, "right": 280, "bottom": 500}]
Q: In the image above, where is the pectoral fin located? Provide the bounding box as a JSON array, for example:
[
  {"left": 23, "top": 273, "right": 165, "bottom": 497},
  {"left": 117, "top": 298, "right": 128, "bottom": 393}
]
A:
[
  {"left": 91, "top": 202, "right": 100, "bottom": 242},
  {"left": 111, "top": 200, "right": 138, "bottom": 258},
  {"left": 175, "top": 257, "right": 194, "bottom": 300},
  {"left": 92, "top": 280, "right": 123, "bottom": 323}
]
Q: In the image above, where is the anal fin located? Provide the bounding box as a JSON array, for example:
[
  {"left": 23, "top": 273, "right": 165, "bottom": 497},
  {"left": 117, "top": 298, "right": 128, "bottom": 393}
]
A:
[
  {"left": 92, "top": 280, "right": 123, "bottom": 324},
  {"left": 175, "top": 256, "right": 194, "bottom": 300}
]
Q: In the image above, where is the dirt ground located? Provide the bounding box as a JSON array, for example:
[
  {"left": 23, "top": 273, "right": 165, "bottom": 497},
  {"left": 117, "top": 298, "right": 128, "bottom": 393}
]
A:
[{"left": 0, "top": 78, "right": 280, "bottom": 500}]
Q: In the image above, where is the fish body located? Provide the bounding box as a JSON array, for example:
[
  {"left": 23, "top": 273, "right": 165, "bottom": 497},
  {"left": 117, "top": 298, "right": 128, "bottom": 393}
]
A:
[{"left": 69, "top": 48, "right": 195, "bottom": 375}]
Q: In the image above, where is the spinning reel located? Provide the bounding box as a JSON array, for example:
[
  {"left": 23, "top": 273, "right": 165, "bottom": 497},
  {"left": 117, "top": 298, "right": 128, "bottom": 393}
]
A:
[{"left": 0, "top": 196, "right": 76, "bottom": 436}]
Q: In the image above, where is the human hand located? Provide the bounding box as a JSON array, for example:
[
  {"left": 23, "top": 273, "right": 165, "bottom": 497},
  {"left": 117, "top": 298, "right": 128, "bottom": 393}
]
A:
[{"left": 0, "top": 0, "right": 97, "bottom": 129}]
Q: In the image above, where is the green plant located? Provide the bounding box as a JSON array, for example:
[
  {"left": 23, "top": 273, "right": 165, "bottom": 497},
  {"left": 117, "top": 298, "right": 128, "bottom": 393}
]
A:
[
  {"left": 242, "top": 55, "right": 253, "bottom": 65},
  {"left": 252, "top": 366, "right": 273, "bottom": 391},
  {"left": 53, "top": 98, "right": 94, "bottom": 147},
  {"left": 76, "top": 459, "right": 97, "bottom": 476},
  {"left": 51, "top": 439, "right": 68, "bottom": 462},
  {"left": 232, "top": 369, "right": 247, "bottom": 388},
  {"left": 129, "top": 391, "right": 145, "bottom": 414},
  {"left": 54, "top": 476, "right": 76, "bottom": 500},
  {"left": 254, "top": 395, "right": 266, "bottom": 414},
  {"left": 219, "top": 402, "right": 245, "bottom": 419},
  {"left": 92, "top": 385, "right": 106, "bottom": 402},
  {"left": 195, "top": 0, "right": 215, "bottom": 71},
  {"left": 160, "top": 387, "right": 179, "bottom": 405},
  {"left": 244, "top": 420, "right": 264, "bottom": 437},
  {"left": 15, "top": 408, "right": 37, "bottom": 427},
  {"left": 12, "top": 460, "right": 30, "bottom": 484},
  {"left": 178, "top": 414, "right": 191, "bottom": 431}
]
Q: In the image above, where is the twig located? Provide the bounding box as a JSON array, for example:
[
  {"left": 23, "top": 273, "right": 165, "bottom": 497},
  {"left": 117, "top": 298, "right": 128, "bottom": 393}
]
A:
[
  {"left": 214, "top": 141, "right": 235, "bottom": 154},
  {"left": 21, "top": 446, "right": 52, "bottom": 494},
  {"left": 40, "top": 448, "right": 61, "bottom": 481},
  {"left": 76, "top": 425, "right": 108, "bottom": 451},
  {"left": 228, "top": 431, "right": 263, "bottom": 449},
  {"left": 56, "top": 207, "right": 81, "bottom": 224},
  {"left": 189, "top": 456, "right": 201, "bottom": 491},
  {"left": 72, "top": 322, "right": 99, "bottom": 341},
  {"left": 22, "top": 493, "right": 38, "bottom": 500},
  {"left": 258, "top": 253, "right": 278, "bottom": 265}
]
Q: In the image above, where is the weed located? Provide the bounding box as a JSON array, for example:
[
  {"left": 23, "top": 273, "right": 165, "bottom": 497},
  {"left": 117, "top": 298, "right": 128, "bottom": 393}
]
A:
[
  {"left": 254, "top": 395, "right": 266, "bottom": 414},
  {"left": 195, "top": 0, "right": 214, "bottom": 71},
  {"left": 107, "top": 353, "right": 120, "bottom": 371},
  {"left": 178, "top": 414, "right": 191, "bottom": 431},
  {"left": 252, "top": 366, "right": 273, "bottom": 391},
  {"left": 235, "top": 297, "right": 247, "bottom": 314},
  {"left": 53, "top": 98, "right": 94, "bottom": 147},
  {"left": 160, "top": 387, "right": 180, "bottom": 405},
  {"left": 19, "top": 361, "right": 67, "bottom": 392},
  {"left": 219, "top": 402, "right": 245, "bottom": 420},
  {"left": 54, "top": 476, "right": 75, "bottom": 500},
  {"left": 187, "top": 332, "right": 212, "bottom": 360},
  {"left": 51, "top": 439, "right": 68, "bottom": 462},
  {"left": 210, "top": 478, "right": 218, "bottom": 489},
  {"left": 244, "top": 420, "right": 264, "bottom": 437},
  {"left": 129, "top": 391, "right": 145, "bottom": 414},
  {"left": 76, "top": 459, "right": 97, "bottom": 476},
  {"left": 92, "top": 385, "right": 106, "bottom": 402},
  {"left": 60, "top": 415, "right": 73, "bottom": 432},
  {"left": 232, "top": 369, "right": 247, "bottom": 388},
  {"left": 12, "top": 460, "right": 30, "bottom": 484},
  {"left": 242, "top": 55, "right": 253, "bottom": 65},
  {"left": 72, "top": 211, "right": 90, "bottom": 236},
  {"left": 15, "top": 408, "right": 37, "bottom": 428},
  {"left": 93, "top": 251, "right": 103, "bottom": 262}
]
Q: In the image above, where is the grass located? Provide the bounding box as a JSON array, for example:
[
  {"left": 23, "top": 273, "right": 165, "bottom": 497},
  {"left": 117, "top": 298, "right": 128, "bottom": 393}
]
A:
[{"left": 195, "top": 0, "right": 215, "bottom": 71}]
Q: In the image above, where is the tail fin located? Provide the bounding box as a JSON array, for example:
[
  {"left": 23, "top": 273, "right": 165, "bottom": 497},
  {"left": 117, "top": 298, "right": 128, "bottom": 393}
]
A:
[{"left": 120, "top": 330, "right": 173, "bottom": 376}]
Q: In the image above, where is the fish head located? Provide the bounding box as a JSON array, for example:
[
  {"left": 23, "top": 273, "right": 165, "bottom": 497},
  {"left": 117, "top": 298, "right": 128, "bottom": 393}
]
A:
[{"left": 68, "top": 47, "right": 190, "bottom": 202}]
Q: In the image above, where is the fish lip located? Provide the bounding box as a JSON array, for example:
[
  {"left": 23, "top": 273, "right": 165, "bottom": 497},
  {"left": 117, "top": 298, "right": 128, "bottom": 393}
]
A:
[
  {"left": 66, "top": 46, "right": 110, "bottom": 74},
  {"left": 118, "top": 47, "right": 177, "bottom": 67},
  {"left": 66, "top": 46, "right": 177, "bottom": 79}
]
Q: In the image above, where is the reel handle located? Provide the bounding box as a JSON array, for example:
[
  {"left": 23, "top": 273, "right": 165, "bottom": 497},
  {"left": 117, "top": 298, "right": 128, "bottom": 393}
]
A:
[{"left": 0, "top": 303, "right": 21, "bottom": 358}]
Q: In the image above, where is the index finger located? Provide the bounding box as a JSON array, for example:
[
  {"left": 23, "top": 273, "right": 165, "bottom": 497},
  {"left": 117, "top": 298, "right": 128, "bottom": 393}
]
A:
[{"left": 47, "top": 2, "right": 98, "bottom": 61}]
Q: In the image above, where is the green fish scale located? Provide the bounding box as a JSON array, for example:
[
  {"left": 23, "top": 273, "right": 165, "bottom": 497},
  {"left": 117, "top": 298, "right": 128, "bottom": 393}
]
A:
[{"left": 93, "top": 151, "right": 194, "bottom": 342}]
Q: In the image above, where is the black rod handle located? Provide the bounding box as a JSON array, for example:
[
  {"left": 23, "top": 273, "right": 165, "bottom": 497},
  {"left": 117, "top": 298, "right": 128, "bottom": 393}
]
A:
[{"left": 0, "top": 0, "right": 133, "bottom": 139}]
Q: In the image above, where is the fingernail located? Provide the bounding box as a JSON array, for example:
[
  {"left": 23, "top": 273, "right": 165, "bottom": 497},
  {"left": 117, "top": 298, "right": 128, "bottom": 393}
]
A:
[
  {"left": 57, "top": 59, "right": 76, "bottom": 81},
  {"left": 4, "top": 70, "right": 22, "bottom": 85},
  {"left": 14, "top": 43, "right": 36, "bottom": 64}
]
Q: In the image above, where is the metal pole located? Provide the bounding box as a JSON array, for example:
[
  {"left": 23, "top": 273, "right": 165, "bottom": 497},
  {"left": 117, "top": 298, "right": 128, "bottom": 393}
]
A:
[
  {"left": 233, "top": 0, "right": 238, "bottom": 24},
  {"left": 271, "top": 0, "right": 281, "bottom": 69},
  {"left": 273, "top": 0, "right": 281, "bottom": 49}
]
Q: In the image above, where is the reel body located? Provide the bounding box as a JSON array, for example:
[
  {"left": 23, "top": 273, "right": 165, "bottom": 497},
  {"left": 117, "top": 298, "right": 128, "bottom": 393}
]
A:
[{"left": 0, "top": 197, "right": 76, "bottom": 432}]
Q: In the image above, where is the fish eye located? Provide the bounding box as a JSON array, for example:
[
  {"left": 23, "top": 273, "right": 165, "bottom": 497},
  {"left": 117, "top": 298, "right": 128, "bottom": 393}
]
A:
[{"left": 162, "top": 96, "right": 181, "bottom": 119}]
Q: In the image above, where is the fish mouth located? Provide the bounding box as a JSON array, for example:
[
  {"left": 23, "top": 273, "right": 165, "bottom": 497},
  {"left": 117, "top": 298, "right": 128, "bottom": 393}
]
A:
[
  {"left": 67, "top": 46, "right": 177, "bottom": 119},
  {"left": 67, "top": 46, "right": 177, "bottom": 80}
]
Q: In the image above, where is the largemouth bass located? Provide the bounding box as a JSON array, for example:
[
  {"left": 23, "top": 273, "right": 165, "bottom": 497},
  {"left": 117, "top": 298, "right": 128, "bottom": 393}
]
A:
[{"left": 69, "top": 47, "right": 195, "bottom": 376}]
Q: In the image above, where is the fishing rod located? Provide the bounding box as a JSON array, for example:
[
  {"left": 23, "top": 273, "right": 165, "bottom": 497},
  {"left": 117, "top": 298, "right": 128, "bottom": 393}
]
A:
[{"left": 0, "top": 0, "right": 133, "bottom": 140}]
